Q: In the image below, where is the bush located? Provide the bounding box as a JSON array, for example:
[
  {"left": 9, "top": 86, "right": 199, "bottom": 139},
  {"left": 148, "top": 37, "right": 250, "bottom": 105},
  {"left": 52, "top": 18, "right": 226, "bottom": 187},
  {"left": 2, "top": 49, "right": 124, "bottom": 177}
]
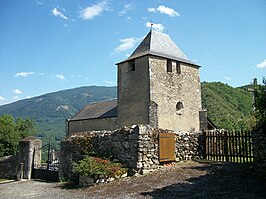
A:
[{"left": 73, "top": 156, "right": 127, "bottom": 180}]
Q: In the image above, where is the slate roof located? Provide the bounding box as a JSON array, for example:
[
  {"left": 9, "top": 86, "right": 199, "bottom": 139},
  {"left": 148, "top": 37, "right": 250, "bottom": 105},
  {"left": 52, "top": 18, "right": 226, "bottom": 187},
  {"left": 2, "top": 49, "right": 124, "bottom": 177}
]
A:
[
  {"left": 118, "top": 30, "right": 196, "bottom": 65},
  {"left": 69, "top": 99, "right": 117, "bottom": 121}
]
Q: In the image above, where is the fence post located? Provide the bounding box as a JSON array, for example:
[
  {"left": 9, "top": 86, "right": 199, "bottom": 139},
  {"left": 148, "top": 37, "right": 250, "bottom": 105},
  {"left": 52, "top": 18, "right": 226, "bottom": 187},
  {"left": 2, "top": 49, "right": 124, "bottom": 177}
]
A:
[
  {"left": 47, "top": 142, "right": 51, "bottom": 171},
  {"left": 224, "top": 131, "right": 229, "bottom": 162},
  {"left": 202, "top": 131, "right": 207, "bottom": 159}
]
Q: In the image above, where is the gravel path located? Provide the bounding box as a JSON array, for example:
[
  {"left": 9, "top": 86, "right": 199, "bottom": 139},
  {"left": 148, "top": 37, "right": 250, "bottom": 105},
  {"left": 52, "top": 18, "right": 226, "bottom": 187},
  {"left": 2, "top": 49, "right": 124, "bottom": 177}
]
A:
[{"left": 0, "top": 161, "right": 265, "bottom": 199}]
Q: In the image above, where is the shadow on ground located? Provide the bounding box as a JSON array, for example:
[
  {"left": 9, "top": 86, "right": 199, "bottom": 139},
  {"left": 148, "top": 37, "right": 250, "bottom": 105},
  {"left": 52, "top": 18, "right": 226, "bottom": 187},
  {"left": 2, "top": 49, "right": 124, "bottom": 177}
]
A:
[{"left": 141, "top": 161, "right": 266, "bottom": 199}]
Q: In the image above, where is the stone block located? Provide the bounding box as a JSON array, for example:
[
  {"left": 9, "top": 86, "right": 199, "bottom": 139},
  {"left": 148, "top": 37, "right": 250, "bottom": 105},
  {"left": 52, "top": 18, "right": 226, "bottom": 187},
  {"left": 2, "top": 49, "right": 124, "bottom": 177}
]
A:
[{"left": 79, "top": 176, "right": 94, "bottom": 187}]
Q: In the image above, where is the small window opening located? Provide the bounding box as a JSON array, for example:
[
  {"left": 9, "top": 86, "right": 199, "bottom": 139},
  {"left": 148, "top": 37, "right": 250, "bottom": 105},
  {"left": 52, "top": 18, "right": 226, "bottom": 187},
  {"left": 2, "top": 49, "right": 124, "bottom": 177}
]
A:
[
  {"left": 129, "top": 60, "right": 135, "bottom": 71},
  {"left": 167, "top": 59, "right": 172, "bottom": 72},
  {"left": 176, "top": 62, "right": 181, "bottom": 74},
  {"left": 176, "top": 102, "right": 184, "bottom": 114}
]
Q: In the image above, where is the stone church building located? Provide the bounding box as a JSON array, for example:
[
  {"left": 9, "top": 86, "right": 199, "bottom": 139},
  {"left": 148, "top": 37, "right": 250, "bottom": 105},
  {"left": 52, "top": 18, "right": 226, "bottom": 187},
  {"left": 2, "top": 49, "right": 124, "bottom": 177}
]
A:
[{"left": 67, "top": 30, "right": 203, "bottom": 135}]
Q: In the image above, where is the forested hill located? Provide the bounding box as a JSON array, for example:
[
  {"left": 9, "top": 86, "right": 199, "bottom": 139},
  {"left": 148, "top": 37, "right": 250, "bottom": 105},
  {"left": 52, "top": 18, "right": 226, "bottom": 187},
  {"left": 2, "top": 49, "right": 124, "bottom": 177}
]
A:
[
  {"left": 0, "top": 82, "right": 253, "bottom": 144},
  {"left": 201, "top": 82, "right": 253, "bottom": 130},
  {"left": 0, "top": 86, "right": 117, "bottom": 143}
]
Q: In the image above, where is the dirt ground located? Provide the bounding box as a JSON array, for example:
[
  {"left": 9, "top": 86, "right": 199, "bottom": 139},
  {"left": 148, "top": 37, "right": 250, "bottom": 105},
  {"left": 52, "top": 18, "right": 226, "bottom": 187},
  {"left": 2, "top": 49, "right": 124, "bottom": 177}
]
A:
[
  {"left": 1, "top": 161, "right": 266, "bottom": 199},
  {"left": 64, "top": 160, "right": 266, "bottom": 199}
]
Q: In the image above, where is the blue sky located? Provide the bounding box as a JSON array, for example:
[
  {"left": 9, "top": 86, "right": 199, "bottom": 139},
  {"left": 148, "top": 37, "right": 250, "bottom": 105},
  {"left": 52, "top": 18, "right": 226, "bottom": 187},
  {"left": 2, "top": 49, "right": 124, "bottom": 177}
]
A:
[{"left": 0, "top": 0, "right": 265, "bottom": 106}]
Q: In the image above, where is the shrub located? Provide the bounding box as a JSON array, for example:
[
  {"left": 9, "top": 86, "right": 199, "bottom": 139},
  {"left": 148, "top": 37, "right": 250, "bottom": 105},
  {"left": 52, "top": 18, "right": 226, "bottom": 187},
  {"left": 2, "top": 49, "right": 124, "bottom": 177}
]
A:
[
  {"left": 107, "top": 163, "right": 127, "bottom": 178},
  {"left": 73, "top": 156, "right": 127, "bottom": 180}
]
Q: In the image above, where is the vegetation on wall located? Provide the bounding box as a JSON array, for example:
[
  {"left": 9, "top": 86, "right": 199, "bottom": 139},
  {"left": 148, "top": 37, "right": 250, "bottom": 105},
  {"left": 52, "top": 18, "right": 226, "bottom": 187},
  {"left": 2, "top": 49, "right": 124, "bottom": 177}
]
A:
[
  {"left": 73, "top": 155, "right": 127, "bottom": 179},
  {"left": 0, "top": 114, "right": 37, "bottom": 156}
]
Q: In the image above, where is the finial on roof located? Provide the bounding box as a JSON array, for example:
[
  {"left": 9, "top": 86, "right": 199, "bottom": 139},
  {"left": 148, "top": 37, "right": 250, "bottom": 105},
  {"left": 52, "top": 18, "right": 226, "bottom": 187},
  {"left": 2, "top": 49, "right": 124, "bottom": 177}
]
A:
[{"left": 149, "top": 20, "right": 153, "bottom": 31}]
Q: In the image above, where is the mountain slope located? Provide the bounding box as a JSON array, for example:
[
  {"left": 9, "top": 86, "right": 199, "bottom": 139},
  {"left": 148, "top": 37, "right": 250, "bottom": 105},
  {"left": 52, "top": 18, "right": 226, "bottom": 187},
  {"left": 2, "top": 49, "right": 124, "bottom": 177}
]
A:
[
  {"left": 0, "top": 82, "right": 253, "bottom": 143},
  {"left": 201, "top": 82, "right": 253, "bottom": 130},
  {"left": 0, "top": 86, "right": 117, "bottom": 143}
]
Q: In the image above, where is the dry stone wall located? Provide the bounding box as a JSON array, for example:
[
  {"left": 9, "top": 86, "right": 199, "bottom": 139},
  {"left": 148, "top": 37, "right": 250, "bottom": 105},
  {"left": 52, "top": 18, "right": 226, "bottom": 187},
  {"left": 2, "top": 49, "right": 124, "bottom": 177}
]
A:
[
  {"left": 175, "top": 131, "right": 204, "bottom": 161},
  {"left": 0, "top": 155, "right": 18, "bottom": 179},
  {"left": 253, "top": 129, "right": 266, "bottom": 169},
  {"left": 59, "top": 125, "right": 203, "bottom": 180}
]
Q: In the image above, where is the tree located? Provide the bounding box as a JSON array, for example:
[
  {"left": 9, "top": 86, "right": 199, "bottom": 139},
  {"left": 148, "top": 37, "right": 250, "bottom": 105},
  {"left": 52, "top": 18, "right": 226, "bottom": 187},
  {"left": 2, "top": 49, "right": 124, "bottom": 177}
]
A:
[
  {"left": 0, "top": 114, "right": 37, "bottom": 157},
  {"left": 254, "top": 78, "right": 266, "bottom": 131}
]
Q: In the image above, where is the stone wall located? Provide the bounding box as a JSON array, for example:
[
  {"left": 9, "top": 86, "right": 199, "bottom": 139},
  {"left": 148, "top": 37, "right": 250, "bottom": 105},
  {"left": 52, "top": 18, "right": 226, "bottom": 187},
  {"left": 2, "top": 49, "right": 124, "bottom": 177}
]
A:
[
  {"left": 0, "top": 155, "right": 18, "bottom": 179},
  {"left": 116, "top": 55, "right": 202, "bottom": 132},
  {"left": 175, "top": 131, "right": 204, "bottom": 161},
  {"left": 149, "top": 56, "right": 202, "bottom": 132},
  {"left": 117, "top": 56, "right": 150, "bottom": 128},
  {"left": 253, "top": 129, "right": 266, "bottom": 169},
  {"left": 59, "top": 125, "right": 203, "bottom": 180},
  {"left": 0, "top": 136, "right": 42, "bottom": 180},
  {"left": 17, "top": 136, "right": 42, "bottom": 180}
]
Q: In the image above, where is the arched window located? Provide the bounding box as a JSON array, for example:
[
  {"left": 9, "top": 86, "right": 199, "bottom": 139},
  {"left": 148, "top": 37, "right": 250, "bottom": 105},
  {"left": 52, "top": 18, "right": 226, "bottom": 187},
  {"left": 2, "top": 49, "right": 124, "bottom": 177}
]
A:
[{"left": 176, "top": 102, "right": 184, "bottom": 114}]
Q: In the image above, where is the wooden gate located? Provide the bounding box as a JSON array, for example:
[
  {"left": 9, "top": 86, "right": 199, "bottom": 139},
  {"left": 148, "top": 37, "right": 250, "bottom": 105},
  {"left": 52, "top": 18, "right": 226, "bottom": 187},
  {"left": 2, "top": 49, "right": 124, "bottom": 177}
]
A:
[
  {"left": 203, "top": 130, "right": 253, "bottom": 163},
  {"left": 32, "top": 143, "right": 59, "bottom": 181},
  {"left": 159, "top": 133, "right": 175, "bottom": 162}
]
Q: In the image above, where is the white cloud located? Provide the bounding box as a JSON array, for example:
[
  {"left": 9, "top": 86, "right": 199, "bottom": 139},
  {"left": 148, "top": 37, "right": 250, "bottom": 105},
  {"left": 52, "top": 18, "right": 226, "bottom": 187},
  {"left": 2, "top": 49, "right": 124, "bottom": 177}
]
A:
[
  {"left": 115, "top": 37, "right": 142, "bottom": 53},
  {"left": 13, "top": 89, "right": 22, "bottom": 95},
  {"left": 224, "top": 76, "right": 231, "bottom": 81},
  {"left": 119, "top": 3, "right": 134, "bottom": 16},
  {"left": 56, "top": 74, "right": 65, "bottom": 80},
  {"left": 157, "top": 6, "right": 180, "bottom": 17},
  {"left": 148, "top": 8, "right": 156, "bottom": 12},
  {"left": 0, "top": 96, "right": 5, "bottom": 101},
  {"left": 52, "top": 8, "right": 68, "bottom": 20},
  {"left": 148, "top": 5, "right": 180, "bottom": 17},
  {"left": 14, "top": 71, "right": 35, "bottom": 78},
  {"left": 26, "top": 96, "right": 31, "bottom": 99},
  {"left": 145, "top": 22, "right": 164, "bottom": 32},
  {"left": 257, "top": 59, "right": 266, "bottom": 68},
  {"left": 103, "top": 80, "right": 114, "bottom": 85},
  {"left": 36, "top": 0, "right": 43, "bottom": 5},
  {"left": 80, "top": 1, "right": 109, "bottom": 20}
]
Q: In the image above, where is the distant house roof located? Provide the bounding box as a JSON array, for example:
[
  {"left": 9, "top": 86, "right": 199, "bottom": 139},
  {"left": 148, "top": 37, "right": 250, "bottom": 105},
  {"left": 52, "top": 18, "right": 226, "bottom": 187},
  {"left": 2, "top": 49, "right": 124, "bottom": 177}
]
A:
[
  {"left": 117, "top": 30, "right": 198, "bottom": 66},
  {"left": 69, "top": 99, "right": 117, "bottom": 121}
]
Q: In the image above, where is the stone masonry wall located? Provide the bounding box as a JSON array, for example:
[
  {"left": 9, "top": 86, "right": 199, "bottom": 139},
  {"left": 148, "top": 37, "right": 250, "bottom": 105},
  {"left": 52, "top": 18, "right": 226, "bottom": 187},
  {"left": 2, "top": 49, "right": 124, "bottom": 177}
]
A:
[
  {"left": 253, "top": 129, "right": 266, "bottom": 169},
  {"left": 0, "top": 155, "right": 18, "bottom": 179},
  {"left": 149, "top": 56, "right": 202, "bottom": 132},
  {"left": 175, "top": 131, "right": 204, "bottom": 161},
  {"left": 59, "top": 125, "right": 203, "bottom": 180},
  {"left": 117, "top": 56, "right": 150, "bottom": 128},
  {"left": 0, "top": 136, "right": 42, "bottom": 180}
]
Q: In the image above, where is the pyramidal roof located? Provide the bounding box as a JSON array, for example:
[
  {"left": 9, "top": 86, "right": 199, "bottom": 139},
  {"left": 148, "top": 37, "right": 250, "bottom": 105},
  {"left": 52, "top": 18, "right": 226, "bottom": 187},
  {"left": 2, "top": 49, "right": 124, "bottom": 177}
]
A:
[{"left": 120, "top": 30, "right": 196, "bottom": 65}]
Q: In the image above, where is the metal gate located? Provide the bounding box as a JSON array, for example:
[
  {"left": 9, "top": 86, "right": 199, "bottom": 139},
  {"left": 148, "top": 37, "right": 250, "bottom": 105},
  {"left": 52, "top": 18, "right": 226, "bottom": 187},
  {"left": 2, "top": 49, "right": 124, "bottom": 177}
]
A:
[{"left": 32, "top": 142, "right": 59, "bottom": 181}]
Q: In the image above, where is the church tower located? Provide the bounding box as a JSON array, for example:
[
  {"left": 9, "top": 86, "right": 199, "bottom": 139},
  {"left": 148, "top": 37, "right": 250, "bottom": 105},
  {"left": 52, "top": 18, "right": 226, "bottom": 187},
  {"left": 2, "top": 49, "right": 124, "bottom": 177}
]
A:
[{"left": 117, "top": 30, "right": 202, "bottom": 131}]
